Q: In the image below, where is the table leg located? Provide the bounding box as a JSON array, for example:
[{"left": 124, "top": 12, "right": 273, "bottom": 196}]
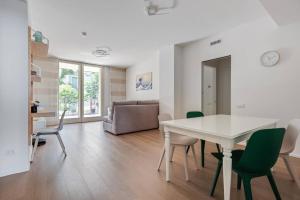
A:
[
  {"left": 165, "top": 131, "right": 171, "bottom": 182},
  {"left": 198, "top": 139, "right": 202, "bottom": 167},
  {"left": 223, "top": 147, "right": 232, "bottom": 200}
]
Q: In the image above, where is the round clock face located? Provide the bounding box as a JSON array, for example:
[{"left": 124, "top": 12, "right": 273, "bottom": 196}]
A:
[{"left": 261, "top": 51, "right": 280, "bottom": 67}]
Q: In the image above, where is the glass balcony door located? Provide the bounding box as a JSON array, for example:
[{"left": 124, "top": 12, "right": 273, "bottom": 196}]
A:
[
  {"left": 59, "top": 61, "right": 102, "bottom": 123},
  {"left": 82, "top": 65, "right": 102, "bottom": 122},
  {"left": 59, "top": 62, "right": 81, "bottom": 122}
]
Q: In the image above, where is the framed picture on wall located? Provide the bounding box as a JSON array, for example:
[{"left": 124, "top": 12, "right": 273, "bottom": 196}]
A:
[{"left": 136, "top": 72, "right": 152, "bottom": 91}]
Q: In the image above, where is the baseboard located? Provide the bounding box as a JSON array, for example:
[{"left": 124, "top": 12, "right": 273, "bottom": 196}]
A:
[
  {"left": 0, "top": 151, "right": 30, "bottom": 178},
  {"left": 28, "top": 144, "right": 32, "bottom": 162},
  {"left": 290, "top": 152, "right": 300, "bottom": 158},
  {"left": 0, "top": 168, "right": 29, "bottom": 178}
]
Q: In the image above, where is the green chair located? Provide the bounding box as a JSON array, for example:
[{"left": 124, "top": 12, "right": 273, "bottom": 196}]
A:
[
  {"left": 210, "top": 128, "right": 285, "bottom": 200},
  {"left": 186, "top": 111, "right": 221, "bottom": 167}
]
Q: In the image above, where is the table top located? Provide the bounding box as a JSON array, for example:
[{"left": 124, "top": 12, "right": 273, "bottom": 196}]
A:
[{"left": 161, "top": 115, "right": 278, "bottom": 139}]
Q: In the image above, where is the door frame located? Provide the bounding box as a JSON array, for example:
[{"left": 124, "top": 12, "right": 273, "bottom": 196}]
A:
[
  {"left": 58, "top": 59, "right": 104, "bottom": 124},
  {"left": 201, "top": 55, "right": 231, "bottom": 115}
]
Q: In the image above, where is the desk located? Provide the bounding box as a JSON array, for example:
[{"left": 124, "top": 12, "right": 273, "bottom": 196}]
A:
[
  {"left": 31, "top": 111, "right": 56, "bottom": 118},
  {"left": 30, "top": 111, "right": 56, "bottom": 145},
  {"left": 162, "top": 115, "right": 278, "bottom": 200}
]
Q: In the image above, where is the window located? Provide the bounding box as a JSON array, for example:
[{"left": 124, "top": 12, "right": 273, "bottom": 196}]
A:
[
  {"left": 59, "top": 61, "right": 102, "bottom": 122},
  {"left": 59, "top": 62, "right": 80, "bottom": 119},
  {"left": 83, "top": 65, "right": 102, "bottom": 117}
]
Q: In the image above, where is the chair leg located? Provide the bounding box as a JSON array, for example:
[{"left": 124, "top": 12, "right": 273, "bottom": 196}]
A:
[
  {"left": 183, "top": 147, "right": 189, "bottom": 181},
  {"left": 210, "top": 161, "right": 222, "bottom": 196},
  {"left": 170, "top": 145, "right": 175, "bottom": 162},
  {"left": 201, "top": 139, "right": 205, "bottom": 168},
  {"left": 267, "top": 172, "right": 282, "bottom": 200},
  {"left": 56, "top": 134, "right": 67, "bottom": 156},
  {"left": 186, "top": 145, "right": 190, "bottom": 154},
  {"left": 191, "top": 145, "right": 199, "bottom": 170},
  {"left": 282, "top": 155, "right": 300, "bottom": 187},
  {"left": 242, "top": 176, "right": 253, "bottom": 200},
  {"left": 31, "top": 135, "right": 39, "bottom": 162},
  {"left": 237, "top": 175, "right": 242, "bottom": 190},
  {"left": 157, "top": 147, "right": 165, "bottom": 171},
  {"left": 216, "top": 144, "right": 221, "bottom": 153}
]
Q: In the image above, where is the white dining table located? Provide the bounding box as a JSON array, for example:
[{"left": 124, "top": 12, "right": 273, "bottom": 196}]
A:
[{"left": 161, "top": 114, "right": 278, "bottom": 200}]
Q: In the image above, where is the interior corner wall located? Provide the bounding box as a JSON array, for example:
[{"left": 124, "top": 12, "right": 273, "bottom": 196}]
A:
[
  {"left": 126, "top": 51, "right": 159, "bottom": 100},
  {"left": 216, "top": 58, "right": 231, "bottom": 115},
  {"left": 0, "top": 0, "right": 30, "bottom": 177},
  {"left": 174, "top": 45, "right": 184, "bottom": 119},
  {"left": 181, "top": 17, "right": 300, "bottom": 157}
]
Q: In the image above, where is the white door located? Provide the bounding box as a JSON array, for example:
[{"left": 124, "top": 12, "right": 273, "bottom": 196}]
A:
[{"left": 202, "top": 65, "right": 217, "bottom": 115}]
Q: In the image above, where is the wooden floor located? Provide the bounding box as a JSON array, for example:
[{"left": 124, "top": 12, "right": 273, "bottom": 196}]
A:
[{"left": 0, "top": 122, "right": 299, "bottom": 200}]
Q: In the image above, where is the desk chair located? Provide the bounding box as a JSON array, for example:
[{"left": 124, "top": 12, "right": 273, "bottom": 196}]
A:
[{"left": 31, "top": 110, "right": 67, "bottom": 162}]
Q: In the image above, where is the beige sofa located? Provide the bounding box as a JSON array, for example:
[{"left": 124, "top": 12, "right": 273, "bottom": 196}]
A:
[{"left": 103, "top": 100, "right": 159, "bottom": 135}]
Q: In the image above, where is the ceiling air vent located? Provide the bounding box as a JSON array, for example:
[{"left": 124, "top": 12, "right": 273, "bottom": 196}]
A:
[
  {"left": 92, "top": 47, "right": 111, "bottom": 57},
  {"left": 210, "top": 39, "right": 221, "bottom": 46}
]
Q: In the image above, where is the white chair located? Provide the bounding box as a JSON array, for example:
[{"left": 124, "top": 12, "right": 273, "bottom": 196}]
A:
[
  {"left": 279, "top": 119, "right": 300, "bottom": 187},
  {"left": 157, "top": 113, "right": 199, "bottom": 181},
  {"left": 31, "top": 110, "right": 67, "bottom": 162}
]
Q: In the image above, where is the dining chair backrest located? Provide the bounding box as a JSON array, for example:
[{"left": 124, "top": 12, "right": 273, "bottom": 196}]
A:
[
  {"left": 237, "top": 128, "right": 285, "bottom": 174},
  {"left": 158, "top": 113, "right": 172, "bottom": 136},
  {"left": 186, "top": 111, "right": 204, "bottom": 118},
  {"left": 57, "top": 110, "right": 67, "bottom": 131},
  {"left": 281, "top": 119, "right": 300, "bottom": 154}
]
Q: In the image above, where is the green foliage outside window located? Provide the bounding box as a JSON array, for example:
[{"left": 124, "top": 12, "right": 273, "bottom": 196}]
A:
[{"left": 59, "top": 84, "right": 78, "bottom": 110}]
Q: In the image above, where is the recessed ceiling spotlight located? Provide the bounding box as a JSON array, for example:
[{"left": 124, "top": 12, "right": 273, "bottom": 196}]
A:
[
  {"left": 81, "top": 32, "right": 87, "bottom": 37},
  {"left": 92, "top": 47, "right": 111, "bottom": 57}
]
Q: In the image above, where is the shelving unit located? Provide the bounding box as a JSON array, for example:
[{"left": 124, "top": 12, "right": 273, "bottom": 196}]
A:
[
  {"left": 31, "top": 41, "right": 48, "bottom": 58},
  {"left": 31, "top": 74, "right": 41, "bottom": 82},
  {"left": 31, "top": 111, "right": 56, "bottom": 118},
  {"left": 28, "top": 27, "right": 52, "bottom": 146}
]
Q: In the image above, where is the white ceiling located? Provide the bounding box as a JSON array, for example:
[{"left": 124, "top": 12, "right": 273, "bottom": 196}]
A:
[
  {"left": 260, "top": 0, "right": 300, "bottom": 26},
  {"left": 28, "top": 0, "right": 268, "bottom": 67}
]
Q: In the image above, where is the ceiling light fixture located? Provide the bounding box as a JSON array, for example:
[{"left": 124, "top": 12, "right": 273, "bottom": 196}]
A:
[
  {"left": 144, "top": 0, "right": 176, "bottom": 16},
  {"left": 92, "top": 47, "right": 111, "bottom": 57}
]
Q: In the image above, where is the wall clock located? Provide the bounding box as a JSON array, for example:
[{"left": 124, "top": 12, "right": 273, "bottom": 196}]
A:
[{"left": 261, "top": 50, "right": 280, "bottom": 67}]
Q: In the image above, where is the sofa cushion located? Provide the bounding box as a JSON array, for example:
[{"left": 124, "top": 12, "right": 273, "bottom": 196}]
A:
[
  {"left": 137, "top": 100, "right": 159, "bottom": 105},
  {"left": 113, "top": 100, "right": 138, "bottom": 106},
  {"left": 113, "top": 104, "right": 159, "bottom": 134},
  {"left": 111, "top": 100, "right": 138, "bottom": 119}
]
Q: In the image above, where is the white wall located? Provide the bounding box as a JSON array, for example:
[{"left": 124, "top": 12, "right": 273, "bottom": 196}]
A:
[
  {"left": 126, "top": 51, "right": 159, "bottom": 100},
  {"left": 126, "top": 46, "right": 183, "bottom": 119},
  {"left": 0, "top": 0, "right": 29, "bottom": 177},
  {"left": 159, "top": 45, "right": 175, "bottom": 117},
  {"left": 174, "top": 45, "right": 184, "bottom": 118},
  {"left": 181, "top": 17, "right": 300, "bottom": 157}
]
